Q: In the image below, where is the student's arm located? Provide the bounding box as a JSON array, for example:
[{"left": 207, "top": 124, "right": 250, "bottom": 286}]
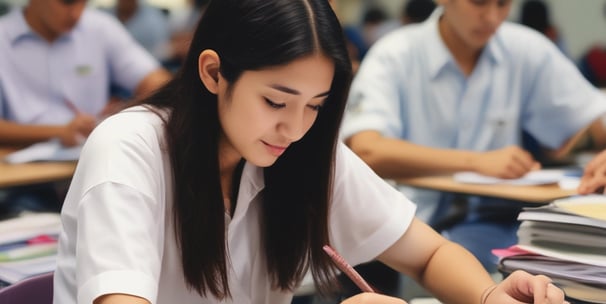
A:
[
  {"left": 548, "top": 116, "right": 606, "bottom": 160},
  {"left": 94, "top": 294, "right": 150, "bottom": 304},
  {"left": 133, "top": 68, "right": 172, "bottom": 98},
  {"left": 377, "top": 219, "right": 565, "bottom": 304},
  {"left": 0, "top": 115, "right": 96, "bottom": 147},
  {"left": 100, "top": 68, "right": 172, "bottom": 118},
  {"left": 346, "top": 130, "right": 539, "bottom": 179}
]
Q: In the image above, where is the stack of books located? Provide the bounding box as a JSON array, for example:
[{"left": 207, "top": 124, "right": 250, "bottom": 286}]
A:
[
  {"left": 0, "top": 212, "right": 61, "bottom": 287},
  {"left": 494, "top": 195, "right": 606, "bottom": 304}
]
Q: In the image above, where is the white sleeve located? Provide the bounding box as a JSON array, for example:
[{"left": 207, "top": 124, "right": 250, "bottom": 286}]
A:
[
  {"left": 329, "top": 143, "right": 416, "bottom": 266},
  {"left": 68, "top": 112, "right": 167, "bottom": 304}
]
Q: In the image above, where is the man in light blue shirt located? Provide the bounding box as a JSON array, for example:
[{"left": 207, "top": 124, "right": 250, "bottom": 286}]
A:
[
  {"left": 341, "top": 0, "right": 606, "bottom": 272},
  {"left": 0, "top": 0, "right": 171, "bottom": 214},
  {"left": 0, "top": 0, "right": 171, "bottom": 147}
]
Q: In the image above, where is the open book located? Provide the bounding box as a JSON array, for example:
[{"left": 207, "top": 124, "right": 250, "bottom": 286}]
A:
[{"left": 3, "top": 139, "right": 82, "bottom": 164}]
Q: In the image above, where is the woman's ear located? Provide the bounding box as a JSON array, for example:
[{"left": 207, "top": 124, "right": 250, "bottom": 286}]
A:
[{"left": 198, "top": 49, "right": 221, "bottom": 94}]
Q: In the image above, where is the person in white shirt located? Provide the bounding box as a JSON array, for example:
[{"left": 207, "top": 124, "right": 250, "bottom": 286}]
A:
[{"left": 53, "top": 0, "right": 567, "bottom": 303}]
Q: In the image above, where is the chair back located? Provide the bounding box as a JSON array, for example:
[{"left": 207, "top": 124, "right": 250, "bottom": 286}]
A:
[{"left": 0, "top": 272, "right": 53, "bottom": 304}]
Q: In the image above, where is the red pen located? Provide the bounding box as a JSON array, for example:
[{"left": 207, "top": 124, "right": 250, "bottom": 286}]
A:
[{"left": 322, "top": 244, "right": 375, "bottom": 293}]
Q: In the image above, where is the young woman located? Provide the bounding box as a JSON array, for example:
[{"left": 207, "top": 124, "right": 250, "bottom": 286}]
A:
[{"left": 53, "top": 0, "right": 567, "bottom": 303}]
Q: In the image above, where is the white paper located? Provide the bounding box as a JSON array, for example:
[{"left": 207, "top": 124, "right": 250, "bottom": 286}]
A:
[
  {"left": 3, "top": 139, "right": 81, "bottom": 164},
  {"left": 453, "top": 169, "right": 576, "bottom": 186}
]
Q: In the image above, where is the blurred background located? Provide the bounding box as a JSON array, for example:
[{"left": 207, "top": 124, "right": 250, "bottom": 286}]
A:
[{"left": 1, "top": 0, "right": 606, "bottom": 63}]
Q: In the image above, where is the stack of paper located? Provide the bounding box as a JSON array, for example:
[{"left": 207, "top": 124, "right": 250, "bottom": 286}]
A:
[
  {"left": 494, "top": 195, "right": 606, "bottom": 303},
  {"left": 0, "top": 213, "right": 60, "bottom": 285}
]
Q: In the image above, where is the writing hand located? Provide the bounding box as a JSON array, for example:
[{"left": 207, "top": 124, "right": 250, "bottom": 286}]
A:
[
  {"left": 485, "top": 270, "right": 568, "bottom": 304},
  {"left": 473, "top": 146, "right": 540, "bottom": 179},
  {"left": 59, "top": 114, "right": 96, "bottom": 146},
  {"left": 340, "top": 293, "right": 407, "bottom": 304}
]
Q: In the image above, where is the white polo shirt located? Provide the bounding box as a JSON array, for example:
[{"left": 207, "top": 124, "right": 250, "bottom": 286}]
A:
[
  {"left": 0, "top": 8, "right": 158, "bottom": 124},
  {"left": 53, "top": 106, "right": 416, "bottom": 304}
]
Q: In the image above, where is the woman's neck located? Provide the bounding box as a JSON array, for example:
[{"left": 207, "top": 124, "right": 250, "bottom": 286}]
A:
[{"left": 218, "top": 138, "right": 243, "bottom": 212}]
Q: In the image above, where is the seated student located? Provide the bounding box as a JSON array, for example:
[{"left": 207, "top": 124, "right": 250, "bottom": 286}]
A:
[
  {"left": 164, "top": 0, "right": 209, "bottom": 71},
  {"left": 107, "top": 0, "right": 171, "bottom": 62},
  {"left": 401, "top": 0, "right": 437, "bottom": 25},
  {"left": 519, "top": 0, "right": 569, "bottom": 58},
  {"left": 0, "top": 0, "right": 171, "bottom": 213},
  {"left": 341, "top": 0, "right": 606, "bottom": 274},
  {"left": 52, "top": 0, "right": 566, "bottom": 303}
]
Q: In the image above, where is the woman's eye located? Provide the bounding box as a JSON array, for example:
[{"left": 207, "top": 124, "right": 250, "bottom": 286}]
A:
[
  {"left": 308, "top": 104, "right": 324, "bottom": 111},
  {"left": 264, "top": 98, "right": 285, "bottom": 109}
]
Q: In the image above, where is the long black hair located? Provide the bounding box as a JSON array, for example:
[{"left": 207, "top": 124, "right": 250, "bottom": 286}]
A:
[{"left": 144, "top": 0, "right": 352, "bottom": 299}]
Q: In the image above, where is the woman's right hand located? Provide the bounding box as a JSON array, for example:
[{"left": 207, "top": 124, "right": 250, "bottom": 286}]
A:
[{"left": 341, "top": 293, "right": 407, "bottom": 304}]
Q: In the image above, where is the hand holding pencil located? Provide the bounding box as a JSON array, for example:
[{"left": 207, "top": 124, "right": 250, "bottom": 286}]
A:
[{"left": 323, "top": 245, "right": 408, "bottom": 304}]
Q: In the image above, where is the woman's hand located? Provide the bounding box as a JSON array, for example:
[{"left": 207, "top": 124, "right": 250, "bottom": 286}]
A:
[
  {"left": 485, "top": 270, "right": 568, "bottom": 304},
  {"left": 341, "top": 292, "right": 407, "bottom": 304}
]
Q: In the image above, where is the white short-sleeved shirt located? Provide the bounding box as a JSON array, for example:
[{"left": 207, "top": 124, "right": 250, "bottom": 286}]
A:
[
  {"left": 341, "top": 13, "right": 606, "bottom": 221},
  {"left": 0, "top": 8, "right": 158, "bottom": 125},
  {"left": 53, "top": 106, "right": 416, "bottom": 304}
]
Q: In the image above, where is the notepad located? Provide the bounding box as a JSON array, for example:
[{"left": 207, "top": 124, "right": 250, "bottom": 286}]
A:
[{"left": 3, "top": 139, "right": 82, "bottom": 164}]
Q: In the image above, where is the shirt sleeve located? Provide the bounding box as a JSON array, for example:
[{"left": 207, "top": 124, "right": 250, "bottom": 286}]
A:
[
  {"left": 71, "top": 113, "right": 167, "bottom": 304},
  {"left": 328, "top": 143, "right": 416, "bottom": 266},
  {"left": 340, "top": 37, "right": 408, "bottom": 141},
  {"left": 98, "top": 12, "right": 160, "bottom": 93},
  {"left": 521, "top": 32, "right": 606, "bottom": 149},
  {"left": 0, "top": 78, "right": 5, "bottom": 119}
]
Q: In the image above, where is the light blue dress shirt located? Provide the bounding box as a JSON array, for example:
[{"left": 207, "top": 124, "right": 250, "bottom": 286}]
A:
[
  {"left": 342, "top": 14, "right": 606, "bottom": 222},
  {"left": 107, "top": 0, "right": 170, "bottom": 61},
  {"left": 0, "top": 8, "right": 159, "bottom": 125}
]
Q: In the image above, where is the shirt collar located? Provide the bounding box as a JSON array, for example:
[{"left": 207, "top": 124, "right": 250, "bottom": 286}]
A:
[
  {"left": 424, "top": 6, "right": 505, "bottom": 79},
  {"left": 6, "top": 7, "right": 77, "bottom": 45},
  {"left": 5, "top": 8, "right": 35, "bottom": 44}
]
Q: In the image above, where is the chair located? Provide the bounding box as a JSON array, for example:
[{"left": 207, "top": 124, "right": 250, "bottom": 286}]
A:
[{"left": 0, "top": 272, "right": 54, "bottom": 304}]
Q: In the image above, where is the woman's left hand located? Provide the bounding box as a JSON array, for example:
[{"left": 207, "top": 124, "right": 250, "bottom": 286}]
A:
[{"left": 485, "top": 270, "right": 568, "bottom": 304}]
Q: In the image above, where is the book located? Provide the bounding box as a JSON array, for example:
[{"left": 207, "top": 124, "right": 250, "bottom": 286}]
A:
[
  {"left": 0, "top": 213, "right": 61, "bottom": 285},
  {"left": 517, "top": 195, "right": 606, "bottom": 228},
  {"left": 496, "top": 195, "right": 606, "bottom": 303}
]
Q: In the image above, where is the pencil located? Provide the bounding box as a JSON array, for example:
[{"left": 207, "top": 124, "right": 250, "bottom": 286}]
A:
[
  {"left": 64, "top": 98, "right": 80, "bottom": 114},
  {"left": 322, "top": 244, "right": 374, "bottom": 293}
]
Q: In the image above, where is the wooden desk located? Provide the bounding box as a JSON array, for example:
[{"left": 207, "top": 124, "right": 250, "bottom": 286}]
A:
[
  {"left": 397, "top": 175, "right": 577, "bottom": 203},
  {"left": 0, "top": 148, "right": 77, "bottom": 188}
]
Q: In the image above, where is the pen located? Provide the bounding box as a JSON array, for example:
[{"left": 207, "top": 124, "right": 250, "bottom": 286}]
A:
[
  {"left": 64, "top": 98, "right": 80, "bottom": 114},
  {"left": 322, "top": 244, "right": 374, "bottom": 293}
]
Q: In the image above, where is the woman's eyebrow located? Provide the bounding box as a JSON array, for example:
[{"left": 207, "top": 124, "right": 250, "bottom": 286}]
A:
[{"left": 269, "top": 84, "right": 330, "bottom": 98}]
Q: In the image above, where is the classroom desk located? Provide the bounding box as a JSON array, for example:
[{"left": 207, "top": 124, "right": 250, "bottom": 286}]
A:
[
  {"left": 396, "top": 175, "right": 577, "bottom": 203},
  {"left": 0, "top": 148, "right": 77, "bottom": 188}
]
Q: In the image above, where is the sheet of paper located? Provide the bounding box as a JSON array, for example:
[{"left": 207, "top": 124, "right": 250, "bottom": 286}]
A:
[
  {"left": 3, "top": 139, "right": 81, "bottom": 164},
  {"left": 453, "top": 169, "right": 579, "bottom": 186}
]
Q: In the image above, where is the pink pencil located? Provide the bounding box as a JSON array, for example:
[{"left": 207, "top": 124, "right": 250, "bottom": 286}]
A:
[
  {"left": 322, "top": 244, "right": 374, "bottom": 293},
  {"left": 64, "top": 98, "right": 81, "bottom": 114}
]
